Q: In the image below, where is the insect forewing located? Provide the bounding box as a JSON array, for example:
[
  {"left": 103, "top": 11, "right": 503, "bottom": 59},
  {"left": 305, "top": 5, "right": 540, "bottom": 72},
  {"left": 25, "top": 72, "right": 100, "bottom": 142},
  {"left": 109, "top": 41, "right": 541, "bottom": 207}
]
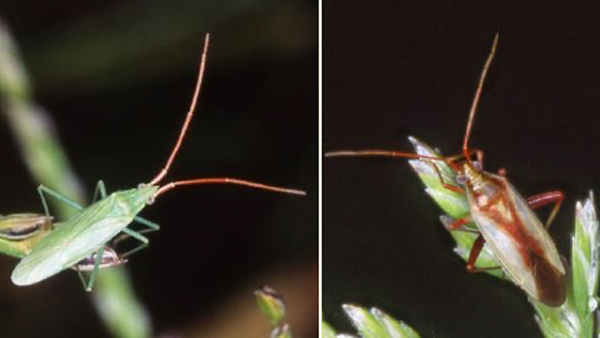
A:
[{"left": 467, "top": 174, "right": 566, "bottom": 305}]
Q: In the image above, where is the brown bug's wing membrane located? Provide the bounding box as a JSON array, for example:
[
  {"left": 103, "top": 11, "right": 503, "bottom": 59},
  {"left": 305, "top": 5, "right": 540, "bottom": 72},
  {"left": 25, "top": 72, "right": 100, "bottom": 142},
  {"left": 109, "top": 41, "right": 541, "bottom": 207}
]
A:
[{"left": 505, "top": 178, "right": 566, "bottom": 305}]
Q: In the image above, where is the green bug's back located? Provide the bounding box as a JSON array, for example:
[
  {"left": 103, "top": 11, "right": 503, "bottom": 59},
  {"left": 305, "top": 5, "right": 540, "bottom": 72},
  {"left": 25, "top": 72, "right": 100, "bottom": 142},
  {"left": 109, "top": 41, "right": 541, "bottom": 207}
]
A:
[{"left": 11, "top": 185, "right": 158, "bottom": 286}]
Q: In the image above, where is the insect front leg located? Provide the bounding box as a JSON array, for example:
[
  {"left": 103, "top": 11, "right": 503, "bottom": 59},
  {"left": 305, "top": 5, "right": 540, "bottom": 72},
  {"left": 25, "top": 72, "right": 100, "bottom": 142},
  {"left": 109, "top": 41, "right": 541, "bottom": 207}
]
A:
[
  {"left": 430, "top": 164, "right": 464, "bottom": 194},
  {"left": 93, "top": 180, "right": 107, "bottom": 202},
  {"left": 95, "top": 180, "right": 161, "bottom": 232},
  {"left": 526, "top": 191, "right": 564, "bottom": 229},
  {"left": 446, "top": 149, "right": 485, "bottom": 168},
  {"left": 466, "top": 235, "right": 501, "bottom": 273},
  {"left": 133, "top": 216, "right": 160, "bottom": 232},
  {"left": 37, "top": 185, "right": 84, "bottom": 217},
  {"left": 440, "top": 215, "right": 478, "bottom": 233}
]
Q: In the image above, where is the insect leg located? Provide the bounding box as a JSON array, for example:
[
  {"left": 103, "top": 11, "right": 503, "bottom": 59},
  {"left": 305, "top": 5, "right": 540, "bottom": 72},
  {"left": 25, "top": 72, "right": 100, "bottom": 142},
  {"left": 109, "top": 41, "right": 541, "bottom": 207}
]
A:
[
  {"left": 111, "top": 224, "right": 158, "bottom": 258},
  {"left": 119, "top": 243, "right": 149, "bottom": 259},
  {"left": 448, "top": 217, "right": 478, "bottom": 233},
  {"left": 110, "top": 228, "right": 155, "bottom": 259},
  {"left": 76, "top": 266, "right": 87, "bottom": 290},
  {"left": 133, "top": 216, "right": 160, "bottom": 231},
  {"left": 429, "top": 164, "right": 464, "bottom": 194},
  {"left": 445, "top": 149, "right": 485, "bottom": 167},
  {"left": 85, "top": 246, "right": 106, "bottom": 292},
  {"left": 440, "top": 215, "right": 479, "bottom": 233},
  {"left": 120, "top": 228, "right": 149, "bottom": 244},
  {"left": 466, "top": 235, "right": 501, "bottom": 273},
  {"left": 92, "top": 180, "right": 107, "bottom": 202},
  {"left": 526, "top": 191, "right": 564, "bottom": 229},
  {"left": 37, "top": 185, "right": 84, "bottom": 217}
]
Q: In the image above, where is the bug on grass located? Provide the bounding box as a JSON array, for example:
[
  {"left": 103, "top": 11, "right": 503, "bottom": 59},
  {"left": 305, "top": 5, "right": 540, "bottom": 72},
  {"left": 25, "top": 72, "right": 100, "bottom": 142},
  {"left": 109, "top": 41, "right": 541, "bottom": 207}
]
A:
[
  {"left": 325, "top": 34, "right": 567, "bottom": 307},
  {"left": 10, "top": 33, "right": 305, "bottom": 291},
  {"left": 0, "top": 214, "right": 53, "bottom": 258},
  {"left": 0, "top": 214, "right": 126, "bottom": 279}
]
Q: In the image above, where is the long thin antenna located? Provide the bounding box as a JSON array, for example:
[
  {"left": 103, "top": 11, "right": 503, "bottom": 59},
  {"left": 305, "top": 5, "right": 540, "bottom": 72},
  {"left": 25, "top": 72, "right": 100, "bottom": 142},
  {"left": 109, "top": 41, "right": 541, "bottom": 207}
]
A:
[
  {"left": 153, "top": 178, "right": 306, "bottom": 199},
  {"left": 325, "top": 150, "right": 459, "bottom": 170},
  {"left": 149, "top": 33, "right": 210, "bottom": 186},
  {"left": 326, "top": 150, "right": 441, "bottom": 161},
  {"left": 462, "top": 33, "right": 499, "bottom": 161}
]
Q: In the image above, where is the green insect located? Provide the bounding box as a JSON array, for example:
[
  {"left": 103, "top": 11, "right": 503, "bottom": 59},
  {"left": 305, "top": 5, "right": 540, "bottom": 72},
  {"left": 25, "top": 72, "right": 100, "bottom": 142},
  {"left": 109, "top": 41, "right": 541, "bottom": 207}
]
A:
[
  {"left": 10, "top": 33, "right": 305, "bottom": 291},
  {"left": 0, "top": 213, "right": 127, "bottom": 277}
]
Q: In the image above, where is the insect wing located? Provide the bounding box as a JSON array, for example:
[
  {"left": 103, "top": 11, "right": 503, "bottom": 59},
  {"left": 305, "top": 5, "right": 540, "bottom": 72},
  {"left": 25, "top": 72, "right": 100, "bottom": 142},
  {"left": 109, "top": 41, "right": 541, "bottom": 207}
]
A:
[{"left": 468, "top": 174, "right": 566, "bottom": 305}]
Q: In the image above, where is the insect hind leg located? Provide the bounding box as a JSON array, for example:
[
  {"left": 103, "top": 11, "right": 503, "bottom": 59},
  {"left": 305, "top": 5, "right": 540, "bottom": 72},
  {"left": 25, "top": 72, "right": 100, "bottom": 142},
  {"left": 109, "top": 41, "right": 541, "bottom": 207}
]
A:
[
  {"left": 112, "top": 227, "right": 158, "bottom": 258},
  {"left": 117, "top": 217, "right": 160, "bottom": 245},
  {"left": 75, "top": 246, "right": 106, "bottom": 292},
  {"left": 112, "top": 213, "right": 160, "bottom": 259},
  {"left": 526, "top": 191, "right": 564, "bottom": 229}
]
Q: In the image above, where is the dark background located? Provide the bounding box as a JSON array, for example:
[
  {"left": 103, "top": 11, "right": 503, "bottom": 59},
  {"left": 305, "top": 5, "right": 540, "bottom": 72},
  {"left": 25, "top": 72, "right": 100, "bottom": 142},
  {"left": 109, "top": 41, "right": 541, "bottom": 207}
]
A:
[
  {"left": 0, "top": 0, "right": 317, "bottom": 337},
  {"left": 324, "top": 1, "right": 600, "bottom": 337}
]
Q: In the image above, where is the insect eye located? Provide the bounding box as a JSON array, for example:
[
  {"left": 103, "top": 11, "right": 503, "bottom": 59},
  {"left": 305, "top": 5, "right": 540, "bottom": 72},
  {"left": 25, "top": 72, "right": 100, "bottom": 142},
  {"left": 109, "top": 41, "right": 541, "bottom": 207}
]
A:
[
  {"left": 147, "top": 196, "right": 156, "bottom": 205},
  {"left": 456, "top": 174, "right": 468, "bottom": 185}
]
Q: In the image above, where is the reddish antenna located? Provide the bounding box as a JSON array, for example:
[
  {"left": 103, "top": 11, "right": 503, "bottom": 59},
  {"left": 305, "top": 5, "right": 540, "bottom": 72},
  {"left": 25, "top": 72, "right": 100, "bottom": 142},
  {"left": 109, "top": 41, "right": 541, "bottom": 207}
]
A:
[
  {"left": 154, "top": 178, "right": 305, "bottom": 198},
  {"left": 325, "top": 34, "right": 498, "bottom": 169},
  {"left": 147, "top": 33, "right": 305, "bottom": 198},
  {"left": 462, "top": 33, "right": 499, "bottom": 162},
  {"left": 324, "top": 150, "right": 460, "bottom": 171},
  {"left": 149, "top": 33, "right": 211, "bottom": 186}
]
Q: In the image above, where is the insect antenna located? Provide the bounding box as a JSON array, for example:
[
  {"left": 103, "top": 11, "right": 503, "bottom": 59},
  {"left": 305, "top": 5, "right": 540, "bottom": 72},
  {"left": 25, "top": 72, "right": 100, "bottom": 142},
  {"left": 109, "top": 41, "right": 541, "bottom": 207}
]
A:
[
  {"left": 153, "top": 178, "right": 306, "bottom": 199},
  {"left": 147, "top": 33, "right": 305, "bottom": 199},
  {"left": 325, "top": 149, "right": 460, "bottom": 171},
  {"left": 462, "top": 33, "right": 499, "bottom": 163},
  {"left": 149, "top": 33, "right": 210, "bottom": 186}
]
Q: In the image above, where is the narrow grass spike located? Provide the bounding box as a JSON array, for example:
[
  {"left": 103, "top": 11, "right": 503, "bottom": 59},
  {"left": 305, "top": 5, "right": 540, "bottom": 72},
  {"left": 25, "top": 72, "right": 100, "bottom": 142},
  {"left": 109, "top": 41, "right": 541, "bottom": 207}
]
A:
[
  {"left": 322, "top": 320, "right": 337, "bottom": 338},
  {"left": 342, "top": 304, "right": 391, "bottom": 338},
  {"left": 408, "top": 137, "right": 600, "bottom": 337},
  {"left": 255, "top": 285, "right": 287, "bottom": 327},
  {"left": 371, "top": 307, "right": 420, "bottom": 338}
]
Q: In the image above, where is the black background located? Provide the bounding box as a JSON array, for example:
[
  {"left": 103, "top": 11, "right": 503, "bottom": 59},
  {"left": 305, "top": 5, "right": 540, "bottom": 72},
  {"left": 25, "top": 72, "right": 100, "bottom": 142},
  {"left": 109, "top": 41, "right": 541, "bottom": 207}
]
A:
[
  {"left": 324, "top": 1, "right": 600, "bottom": 337},
  {"left": 0, "top": 0, "right": 317, "bottom": 337}
]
